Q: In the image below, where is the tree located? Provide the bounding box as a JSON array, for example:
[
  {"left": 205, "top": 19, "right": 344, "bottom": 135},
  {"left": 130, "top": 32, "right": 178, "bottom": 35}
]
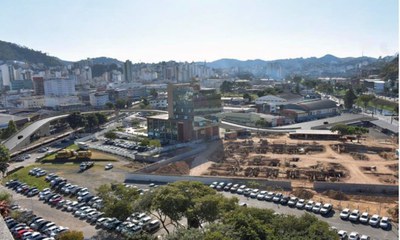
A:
[
  {"left": 0, "top": 144, "right": 10, "bottom": 177},
  {"left": 85, "top": 114, "right": 99, "bottom": 132},
  {"left": 104, "top": 131, "right": 117, "bottom": 140},
  {"left": 106, "top": 102, "right": 114, "bottom": 110},
  {"left": 56, "top": 230, "right": 84, "bottom": 240},
  {"left": 331, "top": 124, "right": 354, "bottom": 136},
  {"left": 149, "top": 139, "right": 161, "bottom": 147},
  {"left": 353, "top": 126, "right": 369, "bottom": 143},
  {"left": 220, "top": 81, "right": 234, "bottom": 93},
  {"left": 150, "top": 88, "right": 158, "bottom": 98},
  {"left": 66, "top": 112, "right": 86, "bottom": 129},
  {"left": 96, "top": 183, "right": 140, "bottom": 221},
  {"left": 95, "top": 113, "right": 108, "bottom": 125},
  {"left": 1, "top": 120, "right": 18, "bottom": 140},
  {"left": 243, "top": 93, "right": 252, "bottom": 102},
  {"left": 115, "top": 99, "right": 126, "bottom": 109},
  {"left": 357, "top": 94, "right": 375, "bottom": 110},
  {"left": 343, "top": 89, "right": 357, "bottom": 109}
]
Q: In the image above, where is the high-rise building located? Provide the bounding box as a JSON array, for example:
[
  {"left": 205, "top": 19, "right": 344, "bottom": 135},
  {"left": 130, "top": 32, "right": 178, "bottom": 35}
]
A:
[
  {"left": 0, "top": 64, "right": 14, "bottom": 88},
  {"left": 123, "top": 60, "right": 133, "bottom": 83},
  {"left": 44, "top": 78, "right": 76, "bottom": 97},
  {"left": 32, "top": 77, "right": 45, "bottom": 95},
  {"left": 148, "top": 83, "right": 221, "bottom": 143}
]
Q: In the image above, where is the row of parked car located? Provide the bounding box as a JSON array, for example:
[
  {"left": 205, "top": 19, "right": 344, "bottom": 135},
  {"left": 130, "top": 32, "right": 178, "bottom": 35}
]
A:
[
  {"left": 4, "top": 208, "right": 69, "bottom": 240},
  {"left": 209, "top": 182, "right": 376, "bottom": 240},
  {"left": 95, "top": 212, "right": 161, "bottom": 237},
  {"left": 210, "top": 182, "right": 333, "bottom": 215},
  {"left": 339, "top": 208, "right": 391, "bottom": 229}
]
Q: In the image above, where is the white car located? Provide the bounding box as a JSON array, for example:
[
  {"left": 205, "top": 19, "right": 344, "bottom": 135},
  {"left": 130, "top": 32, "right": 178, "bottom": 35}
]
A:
[
  {"left": 359, "top": 212, "right": 369, "bottom": 223},
  {"left": 256, "top": 191, "right": 267, "bottom": 200},
  {"left": 312, "top": 202, "right": 322, "bottom": 213},
  {"left": 349, "top": 210, "right": 360, "bottom": 222},
  {"left": 368, "top": 214, "right": 380, "bottom": 226},
  {"left": 105, "top": 163, "right": 113, "bottom": 170},
  {"left": 360, "top": 235, "right": 370, "bottom": 240},
  {"left": 304, "top": 200, "right": 314, "bottom": 211},
  {"left": 379, "top": 216, "right": 390, "bottom": 229},
  {"left": 340, "top": 208, "right": 351, "bottom": 220},
  {"left": 287, "top": 197, "right": 298, "bottom": 207},
  {"left": 320, "top": 203, "right": 332, "bottom": 215},
  {"left": 337, "top": 230, "right": 347, "bottom": 240},
  {"left": 348, "top": 232, "right": 360, "bottom": 240},
  {"left": 295, "top": 199, "right": 305, "bottom": 209}
]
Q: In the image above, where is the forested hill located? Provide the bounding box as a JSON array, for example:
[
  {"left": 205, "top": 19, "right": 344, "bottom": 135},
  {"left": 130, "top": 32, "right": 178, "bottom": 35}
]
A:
[{"left": 0, "top": 40, "right": 63, "bottom": 66}]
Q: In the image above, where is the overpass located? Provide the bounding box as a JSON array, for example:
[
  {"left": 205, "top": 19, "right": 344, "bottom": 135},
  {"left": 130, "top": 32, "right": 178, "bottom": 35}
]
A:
[{"left": 3, "top": 109, "right": 168, "bottom": 153}]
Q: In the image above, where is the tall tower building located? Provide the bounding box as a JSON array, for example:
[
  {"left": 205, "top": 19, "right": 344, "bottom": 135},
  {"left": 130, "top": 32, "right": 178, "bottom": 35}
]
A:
[
  {"left": 32, "top": 77, "right": 45, "bottom": 95},
  {"left": 123, "top": 60, "right": 133, "bottom": 83}
]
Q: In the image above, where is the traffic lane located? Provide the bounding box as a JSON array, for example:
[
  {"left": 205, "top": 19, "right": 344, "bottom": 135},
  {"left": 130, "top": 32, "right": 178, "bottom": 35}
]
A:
[{"left": 220, "top": 192, "right": 398, "bottom": 240}]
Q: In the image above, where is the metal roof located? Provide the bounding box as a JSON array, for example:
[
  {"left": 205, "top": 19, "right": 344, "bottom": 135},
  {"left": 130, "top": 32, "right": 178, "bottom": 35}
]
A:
[
  {"left": 370, "top": 119, "right": 399, "bottom": 134},
  {"left": 297, "top": 99, "right": 337, "bottom": 111}
]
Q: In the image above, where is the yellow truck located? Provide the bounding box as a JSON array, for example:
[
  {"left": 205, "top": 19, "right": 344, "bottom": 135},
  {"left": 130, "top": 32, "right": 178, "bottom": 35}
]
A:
[
  {"left": 56, "top": 150, "right": 77, "bottom": 159},
  {"left": 76, "top": 150, "right": 92, "bottom": 159}
]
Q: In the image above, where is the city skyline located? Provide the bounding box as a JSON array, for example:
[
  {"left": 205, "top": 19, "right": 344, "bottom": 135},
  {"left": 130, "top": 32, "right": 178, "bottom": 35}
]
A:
[{"left": 0, "top": 0, "right": 398, "bottom": 62}]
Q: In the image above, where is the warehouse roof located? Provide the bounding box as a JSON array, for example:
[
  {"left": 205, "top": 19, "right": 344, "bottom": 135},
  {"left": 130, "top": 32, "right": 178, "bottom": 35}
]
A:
[{"left": 297, "top": 99, "right": 337, "bottom": 111}]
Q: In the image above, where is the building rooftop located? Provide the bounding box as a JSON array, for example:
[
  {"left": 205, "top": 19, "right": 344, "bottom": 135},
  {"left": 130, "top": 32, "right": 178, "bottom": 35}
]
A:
[
  {"left": 370, "top": 119, "right": 399, "bottom": 134},
  {"left": 297, "top": 99, "right": 337, "bottom": 111},
  {"left": 147, "top": 113, "right": 169, "bottom": 120},
  {"left": 291, "top": 130, "right": 339, "bottom": 135}
]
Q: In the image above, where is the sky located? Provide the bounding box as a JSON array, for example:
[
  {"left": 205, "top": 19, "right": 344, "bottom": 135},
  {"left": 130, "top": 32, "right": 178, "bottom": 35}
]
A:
[{"left": 0, "top": 0, "right": 398, "bottom": 63}]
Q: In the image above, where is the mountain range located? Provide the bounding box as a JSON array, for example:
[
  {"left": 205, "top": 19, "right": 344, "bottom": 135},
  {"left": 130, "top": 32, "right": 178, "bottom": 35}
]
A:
[{"left": 0, "top": 39, "right": 396, "bottom": 78}]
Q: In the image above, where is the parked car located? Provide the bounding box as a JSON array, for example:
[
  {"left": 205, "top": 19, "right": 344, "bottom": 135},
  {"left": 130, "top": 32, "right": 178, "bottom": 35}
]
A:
[
  {"left": 360, "top": 235, "right": 370, "bottom": 240},
  {"left": 369, "top": 214, "right": 380, "bottom": 227},
  {"left": 287, "top": 197, "right": 298, "bottom": 207},
  {"left": 340, "top": 208, "right": 351, "bottom": 220},
  {"left": 379, "top": 217, "right": 390, "bottom": 229},
  {"left": 312, "top": 202, "right": 322, "bottom": 213},
  {"left": 359, "top": 212, "right": 369, "bottom": 224},
  {"left": 295, "top": 199, "right": 305, "bottom": 209},
  {"left": 349, "top": 210, "right": 360, "bottom": 222},
  {"left": 348, "top": 232, "right": 360, "bottom": 240},
  {"left": 337, "top": 230, "right": 348, "bottom": 240},
  {"left": 105, "top": 163, "right": 113, "bottom": 170},
  {"left": 272, "top": 193, "right": 282, "bottom": 203},
  {"left": 304, "top": 200, "right": 314, "bottom": 211},
  {"left": 264, "top": 192, "right": 275, "bottom": 201},
  {"left": 320, "top": 203, "right": 332, "bottom": 215}
]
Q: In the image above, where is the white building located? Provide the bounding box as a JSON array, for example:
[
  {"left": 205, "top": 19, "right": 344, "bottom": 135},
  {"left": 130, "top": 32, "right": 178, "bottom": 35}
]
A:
[
  {"left": 19, "top": 96, "right": 45, "bottom": 109},
  {"left": 44, "top": 78, "right": 76, "bottom": 96},
  {"left": 0, "top": 64, "right": 13, "bottom": 87},
  {"left": 89, "top": 92, "right": 109, "bottom": 107},
  {"left": 255, "top": 95, "right": 287, "bottom": 113},
  {"left": 44, "top": 96, "right": 81, "bottom": 107}
]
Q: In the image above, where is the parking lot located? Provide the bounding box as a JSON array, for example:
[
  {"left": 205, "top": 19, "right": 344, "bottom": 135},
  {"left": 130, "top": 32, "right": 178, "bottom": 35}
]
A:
[{"left": 210, "top": 183, "right": 398, "bottom": 240}]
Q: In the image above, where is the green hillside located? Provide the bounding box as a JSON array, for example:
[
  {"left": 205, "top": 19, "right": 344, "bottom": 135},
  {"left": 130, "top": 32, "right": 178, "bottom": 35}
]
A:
[{"left": 0, "top": 40, "right": 63, "bottom": 66}]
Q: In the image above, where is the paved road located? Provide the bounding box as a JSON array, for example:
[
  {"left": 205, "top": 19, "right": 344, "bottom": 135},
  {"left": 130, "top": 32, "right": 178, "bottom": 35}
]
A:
[
  {"left": 3, "top": 115, "right": 68, "bottom": 152},
  {"left": 220, "top": 191, "right": 398, "bottom": 240}
]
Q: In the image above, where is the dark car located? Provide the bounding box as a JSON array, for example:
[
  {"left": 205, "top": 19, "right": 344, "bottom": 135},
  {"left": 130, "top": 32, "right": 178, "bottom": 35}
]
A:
[
  {"left": 280, "top": 195, "right": 290, "bottom": 205},
  {"left": 17, "top": 135, "right": 23, "bottom": 139}
]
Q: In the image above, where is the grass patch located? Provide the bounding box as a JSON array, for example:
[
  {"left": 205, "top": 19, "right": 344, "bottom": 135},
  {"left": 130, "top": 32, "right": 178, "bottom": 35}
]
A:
[
  {"left": 41, "top": 149, "right": 119, "bottom": 163},
  {"left": 3, "top": 165, "right": 50, "bottom": 191}
]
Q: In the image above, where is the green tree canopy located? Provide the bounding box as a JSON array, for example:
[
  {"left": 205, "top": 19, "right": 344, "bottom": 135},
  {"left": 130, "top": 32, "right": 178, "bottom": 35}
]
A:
[
  {"left": 106, "top": 102, "right": 114, "bottom": 110},
  {"left": 55, "top": 230, "right": 84, "bottom": 240},
  {"left": 0, "top": 144, "right": 10, "bottom": 177},
  {"left": 66, "top": 112, "right": 87, "bottom": 129},
  {"left": 85, "top": 114, "right": 99, "bottom": 132},
  {"left": 96, "top": 183, "right": 140, "bottom": 221},
  {"left": 115, "top": 99, "right": 127, "bottom": 109},
  {"left": 357, "top": 94, "right": 375, "bottom": 109},
  {"left": 344, "top": 89, "right": 357, "bottom": 109}
]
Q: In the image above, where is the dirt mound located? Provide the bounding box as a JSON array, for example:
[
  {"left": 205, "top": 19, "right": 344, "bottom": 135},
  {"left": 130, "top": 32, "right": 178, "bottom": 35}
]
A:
[
  {"left": 387, "top": 205, "right": 398, "bottom": 222},
  {"left": 292, "top": 188, "right": 314, "bottom": 199},
  {"left": 322, "top": 190, "right": 349, "bottom": 201},
  {"left": 153, "top": 161, "right": 190, "bottom": 175}
]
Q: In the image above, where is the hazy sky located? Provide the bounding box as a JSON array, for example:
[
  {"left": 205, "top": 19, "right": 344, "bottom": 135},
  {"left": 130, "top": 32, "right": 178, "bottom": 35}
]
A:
[{"left": 1, "top": 0, "right": 398, "bottom": 62}]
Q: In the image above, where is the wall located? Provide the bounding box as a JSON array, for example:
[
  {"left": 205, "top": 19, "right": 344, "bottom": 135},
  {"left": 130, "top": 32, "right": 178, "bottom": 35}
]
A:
[
  {"left": 313, "top": 182, "right": 398, "bottom": 195},
  {"left": 125, "top": 173, "right": 292, "bottom": 190},
  {"left": 0, "top": 215, "right": 14, "bottom": 240}
]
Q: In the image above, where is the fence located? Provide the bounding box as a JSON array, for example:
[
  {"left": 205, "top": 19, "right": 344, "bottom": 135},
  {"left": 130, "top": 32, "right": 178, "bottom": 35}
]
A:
[{"left": 313, "top": 182, "right": 398, "bottom": 195}]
